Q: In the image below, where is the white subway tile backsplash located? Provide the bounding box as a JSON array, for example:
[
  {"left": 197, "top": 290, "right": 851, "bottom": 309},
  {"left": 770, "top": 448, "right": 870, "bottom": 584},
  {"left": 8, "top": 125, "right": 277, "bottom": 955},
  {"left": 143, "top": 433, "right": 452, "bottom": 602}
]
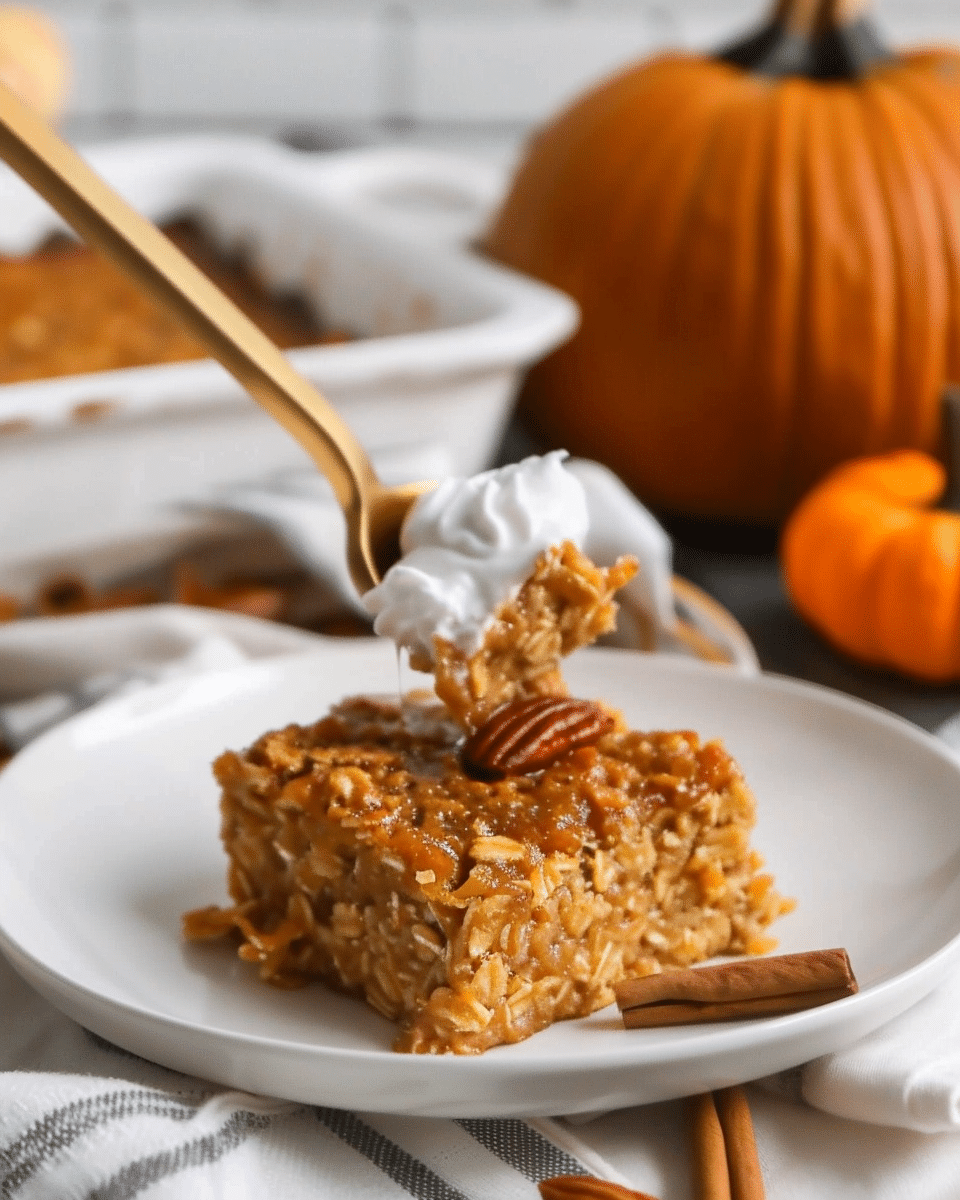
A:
[
  {"left": 667, "top": 2, "right": 762, "bottom": 50},
  {"left": 132, "top": 10, "right": 381, "bottom": 120},
  {"left": 411, "top": 10, "right": 661, "bottom": 123},
  {"left": 31, "top": 0, "right": 960, "bottom": 141},
  {"left": 877, "top": 11, "right": 960, "bottom": 45},
  {"left": 56, "top": 11, "right": 109, "bottom": 119}
]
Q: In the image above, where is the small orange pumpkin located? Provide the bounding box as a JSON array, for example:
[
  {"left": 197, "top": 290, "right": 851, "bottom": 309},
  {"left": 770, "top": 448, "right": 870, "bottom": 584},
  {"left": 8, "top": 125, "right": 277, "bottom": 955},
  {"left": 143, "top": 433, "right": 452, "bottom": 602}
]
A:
[
  {"left": 486, "top": 0, "right": 960, "bottom": 523},
  {"left": 781, "top": 445, "right": 960, "bottom": 680}
]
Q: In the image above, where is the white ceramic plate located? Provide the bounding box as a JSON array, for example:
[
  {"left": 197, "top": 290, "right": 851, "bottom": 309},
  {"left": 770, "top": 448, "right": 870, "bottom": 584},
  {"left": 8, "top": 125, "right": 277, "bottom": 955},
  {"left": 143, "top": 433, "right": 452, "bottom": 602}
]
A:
[{"left": 2, "top": 643, "right": 960, "bottom": 1118}]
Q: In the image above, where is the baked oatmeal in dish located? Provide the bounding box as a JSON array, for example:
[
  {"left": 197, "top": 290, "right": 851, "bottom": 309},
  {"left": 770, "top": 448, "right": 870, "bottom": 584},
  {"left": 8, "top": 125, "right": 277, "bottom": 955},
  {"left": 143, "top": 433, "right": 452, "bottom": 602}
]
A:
[
  {"left": 184, "top": 453, "right": 792, "bottom": 1054},
  {"left": 0, "top": 219, "right": 344, "bottom": 385}
]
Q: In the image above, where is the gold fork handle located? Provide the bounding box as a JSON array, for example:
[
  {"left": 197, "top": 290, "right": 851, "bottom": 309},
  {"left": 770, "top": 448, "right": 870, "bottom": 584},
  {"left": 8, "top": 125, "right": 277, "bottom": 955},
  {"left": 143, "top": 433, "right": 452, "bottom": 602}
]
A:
[{"left": 0, "top": 80, "right": 376, "bottom": 521}]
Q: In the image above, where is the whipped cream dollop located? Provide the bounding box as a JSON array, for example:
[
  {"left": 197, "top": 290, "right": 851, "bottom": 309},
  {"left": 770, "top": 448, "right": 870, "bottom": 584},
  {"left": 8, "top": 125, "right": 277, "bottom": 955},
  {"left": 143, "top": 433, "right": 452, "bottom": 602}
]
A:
[{"left": 362, "top": 451, "right": 589, "bottom": 664}]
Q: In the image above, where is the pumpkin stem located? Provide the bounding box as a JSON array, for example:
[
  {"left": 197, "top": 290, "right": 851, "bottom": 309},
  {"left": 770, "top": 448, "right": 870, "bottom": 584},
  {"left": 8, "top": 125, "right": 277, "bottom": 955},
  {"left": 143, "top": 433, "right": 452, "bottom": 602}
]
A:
[
  {"left": 777, "top": 0, "right": 824, "bottom": 36},
  {"left": 941, "top": 386, "right": 960, "bottom": 513},
  {"left": 720, "top": 0, "right": 890, "bottom": 80},
  {"left": 817, "top": 0, "right": 874, "bottom": 29},
  {"left": 774, "top": 0, "right": 872, "bottom": 33}
]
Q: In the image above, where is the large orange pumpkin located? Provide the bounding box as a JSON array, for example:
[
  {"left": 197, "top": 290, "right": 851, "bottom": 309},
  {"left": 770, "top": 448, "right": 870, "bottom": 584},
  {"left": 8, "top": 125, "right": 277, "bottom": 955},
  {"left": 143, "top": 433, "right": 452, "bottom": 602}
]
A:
[{"left": 486, "top": 0, "right": 960, "bottom": 524}]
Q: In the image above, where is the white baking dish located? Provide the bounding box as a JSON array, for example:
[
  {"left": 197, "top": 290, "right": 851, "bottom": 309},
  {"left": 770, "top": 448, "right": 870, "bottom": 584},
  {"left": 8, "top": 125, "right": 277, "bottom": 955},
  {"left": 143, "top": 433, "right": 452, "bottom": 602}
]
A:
[{"left": 0, "top": 137, "right": 576, "bottom": 566}]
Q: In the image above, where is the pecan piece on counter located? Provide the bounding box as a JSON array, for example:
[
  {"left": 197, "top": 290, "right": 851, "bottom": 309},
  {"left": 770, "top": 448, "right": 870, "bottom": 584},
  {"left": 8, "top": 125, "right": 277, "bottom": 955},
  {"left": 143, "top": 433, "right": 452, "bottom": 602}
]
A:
[{"left": 539, "top": 1175, "right": 659, "bottom": 1200}]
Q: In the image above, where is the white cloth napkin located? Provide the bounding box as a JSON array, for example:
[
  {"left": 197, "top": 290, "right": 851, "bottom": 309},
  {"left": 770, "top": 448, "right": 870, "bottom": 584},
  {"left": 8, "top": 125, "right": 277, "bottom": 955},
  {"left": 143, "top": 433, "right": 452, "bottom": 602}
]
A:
[
  {"left": 0, "top": 605, "right": 320, "bottom": 749},
  {"left": 4, "top": 612, "right": 960, "bottom": 1195},
  {"left": 798, "top": 979, "right": 960, "bottom": 1132}
]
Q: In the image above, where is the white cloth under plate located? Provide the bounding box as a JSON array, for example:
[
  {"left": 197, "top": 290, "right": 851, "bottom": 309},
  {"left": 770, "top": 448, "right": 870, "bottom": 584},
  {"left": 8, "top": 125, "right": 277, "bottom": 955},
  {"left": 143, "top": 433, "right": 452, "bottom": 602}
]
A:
[
  {"left": 4, "top": 609, "right": 960, "bottom": 1197},
  {"left": 795, "top": 927, "right": 960, "bottom": 1135},
  {"left": 0, "top": 606, "right": 319, "bottom": 747}
]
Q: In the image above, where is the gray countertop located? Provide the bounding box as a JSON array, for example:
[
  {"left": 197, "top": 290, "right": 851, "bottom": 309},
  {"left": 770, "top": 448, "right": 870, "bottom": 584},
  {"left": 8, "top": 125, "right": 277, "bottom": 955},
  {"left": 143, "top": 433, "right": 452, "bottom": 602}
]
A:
[{"left": 671, "top": 531, "right": 960, "bottom": 735}]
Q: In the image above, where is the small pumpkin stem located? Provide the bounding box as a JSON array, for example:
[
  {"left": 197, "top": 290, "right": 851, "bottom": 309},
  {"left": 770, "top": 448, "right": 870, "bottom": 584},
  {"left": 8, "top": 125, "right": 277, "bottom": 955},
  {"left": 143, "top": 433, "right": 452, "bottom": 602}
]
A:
[{"left": 941, "top": 386, "right": 960, "bottom": 513}]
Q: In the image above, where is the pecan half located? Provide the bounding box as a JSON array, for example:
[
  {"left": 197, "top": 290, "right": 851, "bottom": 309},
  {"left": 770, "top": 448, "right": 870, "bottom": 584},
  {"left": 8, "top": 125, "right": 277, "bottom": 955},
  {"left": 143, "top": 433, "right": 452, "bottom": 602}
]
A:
[
  {"left": 460, "top": 695, "right": 614, "bottom": 780},
  {"left": 539, "top": 1175, "right": 660, "bottom": 1200}
]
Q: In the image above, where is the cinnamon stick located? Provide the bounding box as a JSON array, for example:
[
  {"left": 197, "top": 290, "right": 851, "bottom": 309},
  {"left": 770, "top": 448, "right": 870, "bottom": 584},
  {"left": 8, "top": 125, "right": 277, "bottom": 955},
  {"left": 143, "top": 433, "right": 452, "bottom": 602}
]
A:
[
  {"left": 714, "top": 1088, "right": 765, "bottom": 1200},
  {"left": 615, "top": 948, "right": 857, "bottom": 1028},
  {"left": 688, "top": 1093, "right": 731, "bottom": 1200},
  {"left": 688, "top": 1089, "right": 765, "bottom": 1200}
]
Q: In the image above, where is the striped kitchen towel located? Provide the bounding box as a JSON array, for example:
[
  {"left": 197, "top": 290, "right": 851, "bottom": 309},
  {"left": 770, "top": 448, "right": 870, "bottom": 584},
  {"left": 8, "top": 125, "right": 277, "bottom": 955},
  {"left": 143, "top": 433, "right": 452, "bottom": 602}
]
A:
[
  {"left": 0, "top": 1075, "right": 629, "bottom": 1200},
  {"left": 0, "top": 952, "right": 630, "bottom": 1200}
]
